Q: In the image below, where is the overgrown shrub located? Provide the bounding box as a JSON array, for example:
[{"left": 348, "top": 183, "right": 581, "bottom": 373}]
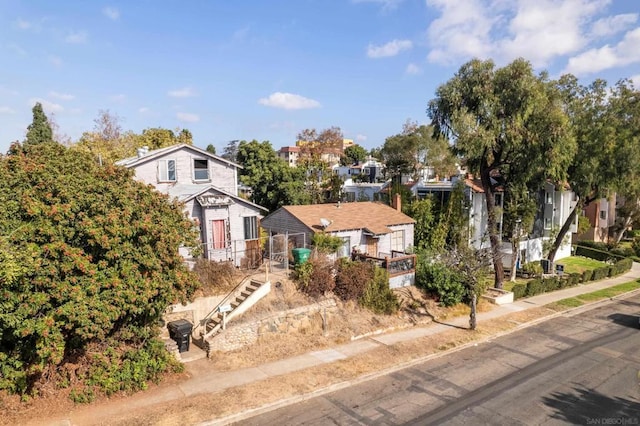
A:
[
  {"left": 633, "top": 236, "right": 640, "bottom": 256},
  {"left": 521, "top": 261, "right": 543, "bottom": 277},
  {"left": 334, "top": 258, "right": 374, "bottom": 301},
  {"left": 294, "top": 257, "right": 335, "bottom": 298},
  {"left": 311, "top": 233, "right": 345, "bottom": 254},
  {"left": 193, "top": 259, "right": 238, "bottom": 295},
  {"left": 360, "top": 267, "right": 399, "bottom": 314},
  {"left": 416, "top": 259, "right": 465, "bottom": 306},
  {"left": 512, "top": 283, "right": 527, "bottom": 299}
]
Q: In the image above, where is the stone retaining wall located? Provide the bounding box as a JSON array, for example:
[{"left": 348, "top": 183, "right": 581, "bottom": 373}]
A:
[{"left": 207, "top": 299, "right": 338, "bottom": 353}]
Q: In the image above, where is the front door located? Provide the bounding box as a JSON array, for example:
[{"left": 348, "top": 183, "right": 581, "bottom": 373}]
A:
[{"left": 366, "top": 236, "right": 377, "bottom": 257}]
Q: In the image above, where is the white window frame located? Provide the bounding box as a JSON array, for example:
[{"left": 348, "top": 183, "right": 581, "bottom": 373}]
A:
[
  {"left": 544, "top": 217, "right": 552, "bottom": 230},
  {"left": 158, "top": 159, "right": 176, "bottom": 182},
  {"left": 545, "top": 191, "right": 553, "bottom": 204},
  {"left": 193, "top": 158, "right": 210, "bottom": 181},
  {"left": 391, "top": 229, "right": 404, "bottom": 252},
  {"left": 243, "top": 216, "right": 259, "bottom": 240},
  {"left": 338, "top": 237, "right": 351, "bottom": 258}
]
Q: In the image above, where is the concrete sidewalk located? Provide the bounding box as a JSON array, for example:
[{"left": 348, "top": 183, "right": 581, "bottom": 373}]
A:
[
  {"left": 196, "top": 262, "right": 640, "bottom": 425},
  {"left": 59, "top": 263, "right": 640, "bottom": 426}
]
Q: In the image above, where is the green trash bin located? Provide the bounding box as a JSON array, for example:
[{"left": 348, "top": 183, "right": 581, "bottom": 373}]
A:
[{"left": 292, "top": 248, "right": 311, "bottom": 265}]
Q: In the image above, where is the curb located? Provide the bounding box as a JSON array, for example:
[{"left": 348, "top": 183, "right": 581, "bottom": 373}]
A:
[{"left": 199, "top": 286, "right": 640, "bottom": 426}]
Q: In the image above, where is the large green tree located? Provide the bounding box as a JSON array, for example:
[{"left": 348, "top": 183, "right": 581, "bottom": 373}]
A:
[
  {"left": 24, "top": 102, "right": 53, "bottom": 147},
  {"left": 428, "top": 58, "right": 575, "bottom": 288},
  {"left": 236, "top": 140, "right": 309, "bottom": 211},
  {"left": 0, "top": 141, "right": 200, "bottom": 395},
  {"left": 341, "top": 144, "right": 368, "bottom": 166},
  {"left": 546, "top": 76, "right": 623, "bottom": 260}
]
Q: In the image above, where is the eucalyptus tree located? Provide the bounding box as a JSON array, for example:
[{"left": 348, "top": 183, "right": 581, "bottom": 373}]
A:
[
  {"left": 428, "top": 58, "right": 575, "bottom": 288},
  {"left": 546, "top": 76, "right": 622, "bottom": 260}
]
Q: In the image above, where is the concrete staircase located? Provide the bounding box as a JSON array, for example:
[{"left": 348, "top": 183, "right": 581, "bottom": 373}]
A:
[{"left": 197, "top": 277, "right": 270, "bottom": 353}]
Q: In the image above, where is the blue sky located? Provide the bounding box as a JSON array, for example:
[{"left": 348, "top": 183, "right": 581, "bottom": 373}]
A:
[{"left": 1, "top": 0, "right": 639, "bottom": 154}]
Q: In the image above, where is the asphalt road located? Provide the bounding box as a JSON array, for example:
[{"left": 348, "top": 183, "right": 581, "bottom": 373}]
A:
[{"left": 240, "top": 295, "right": 640, "bottom": 425}]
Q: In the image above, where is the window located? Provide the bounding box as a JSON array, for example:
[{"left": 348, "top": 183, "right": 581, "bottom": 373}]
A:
[
  {"left": 244, "top": 216, "right": 258, "bottom": 240},
  {"left": 337, "top": 237, "right": 350, "bottom": 258},
  {"left": 193, "top": 159, "right": 209, "bottom": 180},
  {"left": 544, "top": 217, "right": 552, "bottom": 229},
  {"left": 345, "top": 192, "right": 356, "bottom": 202},
  {"left": 391, "top": 230, "right": 404, "bottom": 252},
  {"left": 494, "top": 193, "right": 502, "bottom": 206},
  {"left": 599, "top": 210, "right": 607, "bottom": 220},
  {"left": 545, "top": 191, "right": 553, "bottom": 204},
  {"left": 158, "top": 159, "right": 176, "bottom": 182}
]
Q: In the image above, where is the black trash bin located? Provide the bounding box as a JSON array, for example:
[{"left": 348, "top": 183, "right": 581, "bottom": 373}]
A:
[{"left": 167, "top": 319, "right": 193, "bottom": 353}]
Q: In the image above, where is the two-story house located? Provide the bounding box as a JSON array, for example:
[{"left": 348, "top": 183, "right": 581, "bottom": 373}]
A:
[{"left": 116, "top": 144, "right": 268, "bottom": 267}]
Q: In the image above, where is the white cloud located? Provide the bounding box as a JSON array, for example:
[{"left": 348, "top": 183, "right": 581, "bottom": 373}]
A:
[
  {"left": 631, "top": 74, "right": 640, "bottom": 88},
  {"left": 28, "top": 98, "right": 64, "bottom": 113},
  {"left": 564, "top": 27, "right": 640, "bottom": 75},
  {"left": 258, "top": 92, "right": 321, "bottom": 110},
  {"left": 425, "top": 0, "right": 615, "bottom": 67},
  {"left": 177, "top": 112, "right": 200, "bottom": 123},
  {"left": 591, "top": 13, "right": 638, "bottom": 37},
  {"left": 49, "top": 91, "right": 74, "bottom": 101},
  {"left": 65, "top": 30, "right": 88, "bottom": 44},
  {"left": 138, "top": 107, "right": 149, "bottom": 113},
  {"left": 367, "top": 39, "right": 412, "bottom": 58},
  {"left": 405, "top": 63, "right": 421, "bottom": 74},
  {"left": 168, "top": 87, "right": 196, "bottom": 98},
  {"left": 356, "top": 134, "right": 368, "bottom": 142},
  {"left": 102, "top": 7, "right": 120, "bottom": 20},
  {"left": 0, "top": 106, "right": 15, "bottom": 114}
]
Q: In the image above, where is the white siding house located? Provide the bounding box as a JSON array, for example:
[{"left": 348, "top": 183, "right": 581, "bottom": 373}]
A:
[{"left": 116, "top": 144, "right": 268, "bottom": 267}]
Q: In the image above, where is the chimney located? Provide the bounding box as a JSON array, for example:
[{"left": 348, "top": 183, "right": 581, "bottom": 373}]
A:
[{"left": 393, "top": 193, "right": 402, "bottom": 212}]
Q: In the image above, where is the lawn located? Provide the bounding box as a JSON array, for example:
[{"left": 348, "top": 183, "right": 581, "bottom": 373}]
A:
[{"left": 555, "top": 256, "right": 605, "bottom": 274}]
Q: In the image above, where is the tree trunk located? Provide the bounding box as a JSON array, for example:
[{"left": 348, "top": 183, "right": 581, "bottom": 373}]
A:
[
  {"left": 469, "top": 291, "right": 477, "bottom": 330},
  {"left": 613, "top": 215, "right": 633, "bottom": 245},
  {"left": 510, "top": 238, "right": 519, "bottom": 282},
  {"left": 480, "top": 166, "right": 504, "bottom": 289},
  {"left": 547, "top": 197, "right": 585, "bottom": 262}
]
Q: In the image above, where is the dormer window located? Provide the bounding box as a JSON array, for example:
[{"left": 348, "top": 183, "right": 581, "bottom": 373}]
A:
[
  {"left": 193, "top": 159, "right": 209, "bottom": 180},
  {"left": 158, "top": 159, "right": 176, "bottom": 182}
]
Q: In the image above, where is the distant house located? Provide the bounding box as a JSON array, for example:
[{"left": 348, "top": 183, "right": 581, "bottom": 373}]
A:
[
  {"left": 341, "top": 178, "right": 388, "bottom": 202},
  {"left": 116, "top": 144, "right": 268, "bottom": 267},
  {"left": 277, "top": 146, "right": 300, "bottom": 167},
  {"left": 333, "top": 156, "right": 385, "bottom": 184},
  {"left": 576, "top": 194, "right": 617, "bottom": 243},
  {"left": 260, "top": 200, "right": 415, "bottom": 259},
  {"left": 409, "top": 175, "right": 494, "bottom": 250}
]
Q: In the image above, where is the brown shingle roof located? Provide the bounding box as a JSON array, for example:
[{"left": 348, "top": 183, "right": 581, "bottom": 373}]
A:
[{"left": 282, "top": 202, "right": 415, "bottom": 235}]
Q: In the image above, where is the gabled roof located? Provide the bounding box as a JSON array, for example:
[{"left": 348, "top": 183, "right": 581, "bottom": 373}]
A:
[
  {"left": 115, "top": 143, "right": 241, "bottom": 169},
  {"left": 273, "top": 202, "right": 415, "bottom": 235},
  {"left": 165, "top": 184, "right": 268, "bottom": 212}
]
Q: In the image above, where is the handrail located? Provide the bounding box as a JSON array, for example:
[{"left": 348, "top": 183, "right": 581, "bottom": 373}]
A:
[{"left": 197, "top": 274, "right": 253, "bottom": 336}]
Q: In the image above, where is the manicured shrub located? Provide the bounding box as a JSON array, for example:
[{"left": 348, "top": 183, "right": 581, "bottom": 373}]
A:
[
  {"left": 512, "top": 283, "right": 527, "bottom": 299},
  {"left": 526, "top": 279, "right": 544, "bottom": 296},
  {"left": 574, "top": 244, "right": 626, "bottom": 263},
  {"left": 582, "top": 269, "right": 594, "bottom": 282},
  {"left": 521, "top": 261, "right": 543, "bottom": 277},
  {"left": 609, "top": 258, "right": 633, "bottom": 276},
  {"left": 592, "top": 266, "right": 610, "bottom": 281},
  {"left": 567, "top": 273, "right": 582, "bottom": 286},
  {"left": 542, "top": 277, "right": 560, "bottom": 292}
]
